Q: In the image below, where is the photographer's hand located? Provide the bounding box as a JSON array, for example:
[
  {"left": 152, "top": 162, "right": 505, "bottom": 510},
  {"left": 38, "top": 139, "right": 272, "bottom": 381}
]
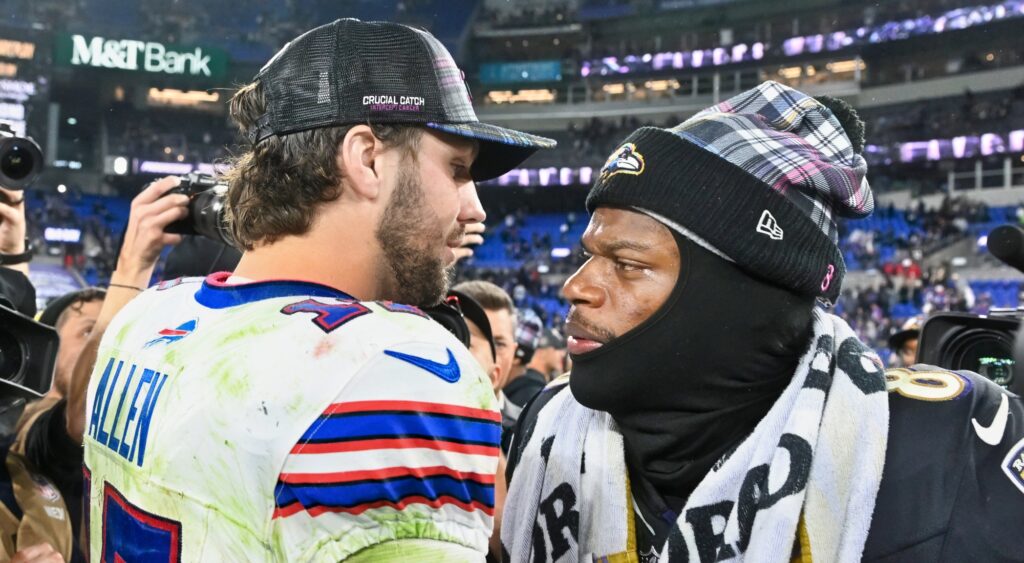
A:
[
  {"left": 66, "top": 176, "right": 188, "bottom": 443},
  {"left": 11, "top": 543, "right": 64, "bottom": 563},
  {"left": 116, "top": 176, "right": 188, "bottom": 282},
  {"left": 0, "top": 185, "right": 29, "bottom": 276},
  {"left": 452, "top": 221, "right": 485, "bottom": 263}
]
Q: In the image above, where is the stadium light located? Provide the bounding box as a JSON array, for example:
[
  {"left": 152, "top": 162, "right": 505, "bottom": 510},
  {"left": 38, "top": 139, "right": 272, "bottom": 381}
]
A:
[
  {"left": 113, "top": 156, "right": 128, "bottom": 175},
  {"left": 578, "top": 0, "right": 1024, "bottom": 78},
  {"left": 137, "top": 161, "right": 194, "bottom": 175},
  {"left": 147, "top": 88, "right": 220, "bottom": 108},
  {"left": 889, "top": 129, "right": 1024, "bottom": 163},
  {"left": 485, "top": 89, "right": 556, "bottom": 104},
  {"left": 44, "top": 227, "right": 81, "bottom": 243},
  {"left": 826, "top": 59, "right": 865, "bottom": 73}
]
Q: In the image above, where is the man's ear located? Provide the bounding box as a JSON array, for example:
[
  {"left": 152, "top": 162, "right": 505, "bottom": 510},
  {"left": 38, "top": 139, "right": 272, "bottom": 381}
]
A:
[
  {"left": 338, "top": 125, "right": 381, "bottom": 200},
  {"left": 491, "top": 363, "right": 503, "bottom": 390}
]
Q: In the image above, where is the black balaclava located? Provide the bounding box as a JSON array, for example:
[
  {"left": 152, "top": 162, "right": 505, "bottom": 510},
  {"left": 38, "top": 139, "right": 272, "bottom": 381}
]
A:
[{"left": 570, "top": 229, "right": 815, "bottom": 502}]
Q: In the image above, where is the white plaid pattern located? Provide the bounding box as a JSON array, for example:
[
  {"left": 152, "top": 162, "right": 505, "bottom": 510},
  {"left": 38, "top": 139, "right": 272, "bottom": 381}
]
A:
[{"left": 673, "top": 81, "right": 873, "bottom": 244}]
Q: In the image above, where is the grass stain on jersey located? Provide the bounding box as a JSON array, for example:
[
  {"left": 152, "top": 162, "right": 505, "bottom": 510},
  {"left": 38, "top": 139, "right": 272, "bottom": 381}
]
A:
[
  {"left": 468, "top": 362, "right": 498, "bottom": 414},
  {"left": 216, "top": 309, "right": 281, "bottom": 348},
  {"left": 285, "top": 392, "right": 311, "bottom": 418},
  {"left": 161, "top": 347, "right": 182, "bottom": 367},
  {"left": 113, "top": 318, "right": 136, "bottom": 348},
  {"left": 205, "top": 354, "right": 252, "bottom": 400},
  {"left": 322, "top": 512, "right": 462, "bottom": 559}
]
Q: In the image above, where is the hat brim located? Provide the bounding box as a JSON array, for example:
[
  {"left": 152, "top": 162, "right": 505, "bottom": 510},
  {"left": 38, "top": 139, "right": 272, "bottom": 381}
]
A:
[
  {"left": 39, "top": 288, "right": 105, "bottom": 327},
  {"left": 426, "top": 121, "right": 556, "bottom": 182}
]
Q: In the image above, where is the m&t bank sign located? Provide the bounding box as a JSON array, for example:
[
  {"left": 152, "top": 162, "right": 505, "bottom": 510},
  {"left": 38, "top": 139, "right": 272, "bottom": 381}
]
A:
[{"left": 56, "top": 34, "right": 227, "bottom": 78}]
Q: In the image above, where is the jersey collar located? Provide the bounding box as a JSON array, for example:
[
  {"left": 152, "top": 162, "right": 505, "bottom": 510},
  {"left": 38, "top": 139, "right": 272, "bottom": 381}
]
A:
[{"left": 194, "top": 272, "right": 356, "bottom": 309}]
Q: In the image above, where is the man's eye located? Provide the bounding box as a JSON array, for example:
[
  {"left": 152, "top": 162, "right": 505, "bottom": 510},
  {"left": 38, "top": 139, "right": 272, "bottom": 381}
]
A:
[{"left": 616, "top": 261, "right": 641, "bottom": 272}]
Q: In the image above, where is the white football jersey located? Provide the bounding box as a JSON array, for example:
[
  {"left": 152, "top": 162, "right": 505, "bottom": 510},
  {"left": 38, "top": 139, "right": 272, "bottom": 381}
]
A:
[{"left": 83, "top": 273, "right": 499, "bottom": 561}]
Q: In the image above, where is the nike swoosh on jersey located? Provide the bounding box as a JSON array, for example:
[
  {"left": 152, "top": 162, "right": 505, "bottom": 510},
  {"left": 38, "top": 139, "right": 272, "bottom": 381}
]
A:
[
  {"left": 972, "top": 393, "right": 1010, "bottom": 446},
  {"left": 383, "top": 348, "right": 461, "bottom": 383}
]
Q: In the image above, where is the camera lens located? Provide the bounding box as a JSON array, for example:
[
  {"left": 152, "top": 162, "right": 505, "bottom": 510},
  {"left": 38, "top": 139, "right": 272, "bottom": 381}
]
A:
[
  {"left": 0, "top": 330, "right": 24, "bottom": 382},
  {"left": 961, "top": 339, "right": 1014, "bottom": 387},
  {"left": 0, "top": 137, "right": 43, "bottom": 189},
  {"left": 1, "top": 145, "right": 32, "bottom": 181},
  {"left": 942, "top": 328, "right": 1015, "bottom": 388},
  {"left": 190, "top": 185, "right": 235, "bottom": 247}
]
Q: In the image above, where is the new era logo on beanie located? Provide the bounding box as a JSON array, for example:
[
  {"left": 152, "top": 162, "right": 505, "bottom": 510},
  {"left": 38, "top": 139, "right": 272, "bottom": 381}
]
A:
[
  {"left": 757, "top": 210, "right": 784, "bottom": 241},
  {"left": 586, "top": 81, "right": 873, "bottom": 304}
]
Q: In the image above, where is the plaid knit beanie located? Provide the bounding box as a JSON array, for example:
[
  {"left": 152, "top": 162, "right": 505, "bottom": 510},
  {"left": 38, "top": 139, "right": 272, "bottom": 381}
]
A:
[{"left": 586, "top": 81, "right": 873, "bottom": 304}]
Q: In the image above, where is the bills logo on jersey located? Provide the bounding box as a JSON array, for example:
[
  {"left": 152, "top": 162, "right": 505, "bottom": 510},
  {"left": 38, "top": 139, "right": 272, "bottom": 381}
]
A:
[
  {"left": 156, "top": 277, "right": 186, "bottom": 291},
  {"left": 145, "top": 320, "right": 197, "bottom": 348}
]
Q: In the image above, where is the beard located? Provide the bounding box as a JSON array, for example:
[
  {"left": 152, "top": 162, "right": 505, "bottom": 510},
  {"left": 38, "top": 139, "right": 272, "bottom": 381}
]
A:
[
  {"left": 374, "top": 168, "right": 463, "bottom": 307},
  {"left": 564, "top": 307, "right": 618, "bottom": 343}
]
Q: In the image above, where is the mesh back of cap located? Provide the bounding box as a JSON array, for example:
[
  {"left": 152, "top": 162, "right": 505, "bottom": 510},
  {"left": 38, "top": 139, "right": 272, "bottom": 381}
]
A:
[
  {"left": 258, "top": 19, "right": 460, "bottom": 135},
  {"left": 258, "top": 23, "right": 342, "bottom": 134}
]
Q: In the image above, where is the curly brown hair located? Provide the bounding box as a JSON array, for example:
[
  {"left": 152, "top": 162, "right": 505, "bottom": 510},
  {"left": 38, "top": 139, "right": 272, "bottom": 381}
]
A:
[{"left": 222, "top": 81, "right": 421, "bottom": 250}]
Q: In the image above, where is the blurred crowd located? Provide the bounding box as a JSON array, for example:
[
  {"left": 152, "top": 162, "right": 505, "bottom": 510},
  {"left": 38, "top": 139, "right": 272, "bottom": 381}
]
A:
[
  {"left": 455, "top": 209, "right": 587, "bottom": 328},
  {"left": 840, "top": 197, "right": 992, "bottom": 270},
  {"left": 111, "top": 116, "right": 232, "bottom": 166},
  {"left": 479, "top": 3, "right": 575, "bottom": 30},
  {"left": 24, "top": 192, "right": 121, "bottom": 278},
  {"left": 477, "top": 0, "right": 1022, "bottom": 92},
  {"left": 20, "top": 187, "right": 1017, "bottom": 345},
  {"left": 865, "top": 86, "right": 1024, "bottom": 146},
  {"left": 510, "top": 85, "right": 1024, "bottom": 188},
  {"left": 835, "top": 265, "right": 985, "bottom": 356}
]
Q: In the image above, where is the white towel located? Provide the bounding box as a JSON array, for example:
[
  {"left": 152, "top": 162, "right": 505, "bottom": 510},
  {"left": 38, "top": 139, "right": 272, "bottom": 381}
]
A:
[{"left": 502, "top": 310, "right": 889, "bottom": 562}]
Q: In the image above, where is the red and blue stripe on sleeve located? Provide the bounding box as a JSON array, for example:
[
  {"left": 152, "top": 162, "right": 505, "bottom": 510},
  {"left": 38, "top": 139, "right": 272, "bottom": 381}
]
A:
[{"left": 274, "top": 400, "right": 501, "bottom": 519}]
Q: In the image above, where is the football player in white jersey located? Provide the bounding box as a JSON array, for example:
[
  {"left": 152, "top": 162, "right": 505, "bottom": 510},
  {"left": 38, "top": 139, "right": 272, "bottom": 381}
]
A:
[{"left": 82, "top": 19, "right": 554, "bottom": 562}]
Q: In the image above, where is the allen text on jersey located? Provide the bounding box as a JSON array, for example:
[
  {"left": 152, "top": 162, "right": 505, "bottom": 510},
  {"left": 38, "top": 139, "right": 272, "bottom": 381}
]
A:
[{"left": 88, "top": 357, "right": 169, "bottom": 467}]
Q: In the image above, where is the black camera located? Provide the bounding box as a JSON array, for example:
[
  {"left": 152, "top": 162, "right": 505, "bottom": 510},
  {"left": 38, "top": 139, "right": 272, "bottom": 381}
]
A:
[
  {"left": 918, "top": 312, "right": 1017, "bottom": 390},
  {"left": 917, "top": 224, "right": 1024, "bottom": 395},
  {"left": 163, "top": 172, "right": 234, "bottom": 247},
  {"left": 0, "top": 123, "right": 43, "bottom": 189},
  {"left": 0, "top": 305, "right": 59, "bottom": 399}
]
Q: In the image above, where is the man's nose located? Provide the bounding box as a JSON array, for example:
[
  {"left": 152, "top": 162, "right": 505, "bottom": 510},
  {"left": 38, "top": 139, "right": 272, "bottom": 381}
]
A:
[{"left": 459, "top": 183, "right": 486, "bottom": 224}]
